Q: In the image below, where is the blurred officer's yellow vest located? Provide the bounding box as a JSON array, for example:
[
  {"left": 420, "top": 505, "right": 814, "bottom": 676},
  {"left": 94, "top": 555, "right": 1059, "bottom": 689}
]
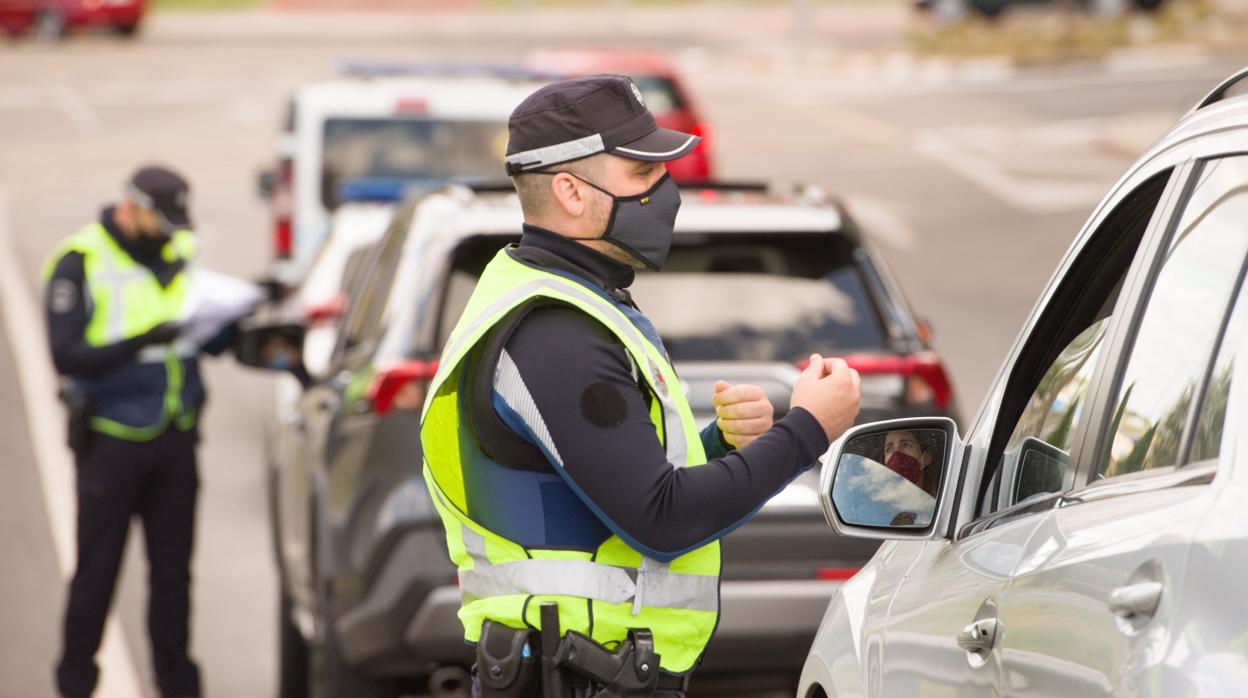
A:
[
  {"left": 44, "top": 223, "right": 200, "bottom": 441},
  {"left": 420, "top": 247, "right": 720, "bottom": 674}
]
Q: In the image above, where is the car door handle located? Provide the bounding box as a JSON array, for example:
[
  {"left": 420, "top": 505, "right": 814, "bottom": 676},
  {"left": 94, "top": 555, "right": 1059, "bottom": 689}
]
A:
[
  {"left": 1108, "top": 581, "right": 1162, "bottom": 620},
  {"left": 956, "top": 618, "right": 998, "bottom": 654}
]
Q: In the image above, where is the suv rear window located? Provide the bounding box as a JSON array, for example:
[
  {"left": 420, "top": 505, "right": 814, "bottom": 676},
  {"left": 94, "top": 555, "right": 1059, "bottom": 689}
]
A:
[
  {"left": 431, "top": 232, "right": 886, "bottom": 361},
  {"left": 630, "top": 75, "right": 686, "bottom": 116},
  {"left": 320, "top": 118, "right": 508, "bottom": 207},
  {"left": 630, "top": 234, "right": 886, "bottom": 361}
]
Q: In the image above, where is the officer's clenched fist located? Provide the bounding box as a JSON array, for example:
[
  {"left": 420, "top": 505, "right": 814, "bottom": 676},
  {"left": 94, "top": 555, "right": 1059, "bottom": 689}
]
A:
[
  {"left": 790, "top": 353, "right": 861, "bottom": 443},
  {"left": 711, "top": 381, "right": 774, "bottom": 449}
]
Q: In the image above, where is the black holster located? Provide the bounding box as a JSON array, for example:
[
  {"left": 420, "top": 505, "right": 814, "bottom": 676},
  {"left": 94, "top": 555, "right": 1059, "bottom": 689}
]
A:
[
  {"left": 58, "top": 384, "right": 94, "bottom": 457},
  {"left": 477, "top": 620, "right": 540, "bottom": 698},
  {"left": 554, "top": 628, "right": 661, "bottom": 698}
]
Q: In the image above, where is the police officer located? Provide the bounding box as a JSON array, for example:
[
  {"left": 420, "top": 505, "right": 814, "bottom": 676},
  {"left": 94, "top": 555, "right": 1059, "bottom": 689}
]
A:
[
  {"left": 46, "top": 166, "right": 214, "bottom": 698},
  {"left": 420, "top": 76, "right": 863, "bottom": 697}
]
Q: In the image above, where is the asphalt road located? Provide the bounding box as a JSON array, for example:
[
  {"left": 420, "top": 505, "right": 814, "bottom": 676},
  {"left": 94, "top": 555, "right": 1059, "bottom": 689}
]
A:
[{"left": 0, "top": 7, "right": 1244, "bottom": 697}]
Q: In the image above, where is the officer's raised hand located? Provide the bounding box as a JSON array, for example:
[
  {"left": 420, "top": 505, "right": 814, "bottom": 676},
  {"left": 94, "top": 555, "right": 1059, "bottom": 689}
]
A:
[
  {"left": 790, "top": 353, "right": 861, "bottom": 443},
  {"left": 712, "top": 381, "right": 774, "bottom": 449},
  {"left": 138, "top": 321, "right": 181, "bottom": 346}
]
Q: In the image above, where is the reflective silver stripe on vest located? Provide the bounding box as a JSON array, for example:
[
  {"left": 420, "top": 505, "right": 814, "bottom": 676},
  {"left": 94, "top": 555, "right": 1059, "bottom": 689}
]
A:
[
  {"left": 459, "top": 526, "right": 717, "bottom": 614},
  {"left": 442, "top": 275, "right": 688, "bottom": 468},
  {"left": 92, "top": 250, "right": 152, "bottom": 344},
  {"left": 136, "top": 339, "right": 198, "bottom": 364}
]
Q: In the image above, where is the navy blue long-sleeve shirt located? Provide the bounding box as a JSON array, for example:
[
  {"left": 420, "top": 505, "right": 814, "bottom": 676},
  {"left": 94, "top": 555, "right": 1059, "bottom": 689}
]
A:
[{"left": 466, "top": 226, "right": 829, "bottom": 562}]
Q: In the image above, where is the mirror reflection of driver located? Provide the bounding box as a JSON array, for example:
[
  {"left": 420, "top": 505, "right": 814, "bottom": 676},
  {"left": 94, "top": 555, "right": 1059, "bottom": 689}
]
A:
[{"left": 883, "top": 430, "right": 939, "bottom": 496}]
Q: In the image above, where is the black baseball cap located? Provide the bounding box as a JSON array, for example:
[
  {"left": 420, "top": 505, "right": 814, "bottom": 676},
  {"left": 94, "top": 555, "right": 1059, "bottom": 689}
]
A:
[
  {"left": 504, "top": 74, "right": 701, "bottom": 175},
  {"left": 126, "top": 165, "right": 192, "bottom": 233}
]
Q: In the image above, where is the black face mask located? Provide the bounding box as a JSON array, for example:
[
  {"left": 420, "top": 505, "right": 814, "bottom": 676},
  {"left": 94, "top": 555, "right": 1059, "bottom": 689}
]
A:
[
  {"left": 559, "top": 172, "right": 683, "bottom": 271},
  {"left": 132, "top": 230, "right": 171, "bottom": 259}
]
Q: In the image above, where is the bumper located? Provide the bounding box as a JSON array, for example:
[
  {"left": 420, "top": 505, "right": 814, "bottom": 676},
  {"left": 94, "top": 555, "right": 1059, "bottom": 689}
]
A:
[
  {"left": 699, "top": 579, "right": 840, "bottom": 674},
  {"left": 334, "top": 527, "right": 471, "bottom": 674}
]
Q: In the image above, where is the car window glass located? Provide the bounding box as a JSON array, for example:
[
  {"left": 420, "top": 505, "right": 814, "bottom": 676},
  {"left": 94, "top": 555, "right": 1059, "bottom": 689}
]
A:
[
  {"left": 338, "top": 214, "right": 408, "bottom": 361},
  {"left": 1000, "top": 316, "right": 1111, "bottom": 506},
  {"left": 320, "top": 118, "right": 508, "bottom": 209},
  {"left": 630, "top": 234, "right": 887, "bottom": 360},
  {"left": 1098, "top": 156, "right": 1248, "bottom": 479},
  {"left": 629, "top": 75, "right": 685, "bottom": 116},
  {"left": 1190, "top": 287, "right": 1246, "bottom": 463},
  {"left": 978, "top": 168, "right": 1173, "bottom": 519}
]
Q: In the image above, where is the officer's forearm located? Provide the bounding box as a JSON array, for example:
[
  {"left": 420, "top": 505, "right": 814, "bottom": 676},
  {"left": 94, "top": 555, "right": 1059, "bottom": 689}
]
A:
[
  {"left": 51, "top": 337, "right": 146, "bottom": 376},
  {"left": 572, "top": 408, "right": 828, "bottom": 563}
]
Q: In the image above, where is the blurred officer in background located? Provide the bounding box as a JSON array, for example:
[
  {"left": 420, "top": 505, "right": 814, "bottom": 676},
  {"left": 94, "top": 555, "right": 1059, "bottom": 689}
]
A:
[
  {"left": 420, "top": 75, "right": 862, "bottom": 697},
  {"left": 44, "top": 165, "right": 218, "bottom": 698}
]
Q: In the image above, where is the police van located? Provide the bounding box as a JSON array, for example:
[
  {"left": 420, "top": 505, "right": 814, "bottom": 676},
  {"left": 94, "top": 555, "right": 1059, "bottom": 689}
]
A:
[{"left": 257, "top": 64, "right": 552, "bottom": 285}]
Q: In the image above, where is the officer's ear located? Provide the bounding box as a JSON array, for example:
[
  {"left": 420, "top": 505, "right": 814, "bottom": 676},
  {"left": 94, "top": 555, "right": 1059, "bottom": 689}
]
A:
[{"left": 549, "top": 172, "right": 590, "bottom": 219}]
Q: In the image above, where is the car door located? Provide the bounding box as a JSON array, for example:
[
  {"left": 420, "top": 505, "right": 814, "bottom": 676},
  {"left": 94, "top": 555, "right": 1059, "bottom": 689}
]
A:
[
  {"left": 996, "top": 153, "right": 1248, "bottom": 696},
  {"left": 277, "top": 208, "right": 409, "bottom": 607},
  {"left": 878, "top": 161, "right": 1183, "bottom": 697}
]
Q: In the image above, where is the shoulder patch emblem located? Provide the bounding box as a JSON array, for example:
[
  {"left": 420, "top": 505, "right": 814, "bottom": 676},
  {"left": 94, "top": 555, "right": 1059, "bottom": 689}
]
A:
[
  {"left": 50, "top": 279, "right": 78, "bottom": 314},
  {"left": 648, "top": 358, "right": 668, "bottom": 399}
]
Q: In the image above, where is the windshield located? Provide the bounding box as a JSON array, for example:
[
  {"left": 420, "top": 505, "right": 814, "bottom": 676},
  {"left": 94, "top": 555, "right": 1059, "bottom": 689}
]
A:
[{"left": 320, "top": 118, "right": 508, "bottom": 207}]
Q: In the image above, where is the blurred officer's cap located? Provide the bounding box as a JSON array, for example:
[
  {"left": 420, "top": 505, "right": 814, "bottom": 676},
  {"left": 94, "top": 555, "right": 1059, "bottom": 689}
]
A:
[
  {"left": 126, "top": 165, "right": 192, "bottom": 233},
  {"left": 505, "top": 75, "right": 700, "bottom": 175}
]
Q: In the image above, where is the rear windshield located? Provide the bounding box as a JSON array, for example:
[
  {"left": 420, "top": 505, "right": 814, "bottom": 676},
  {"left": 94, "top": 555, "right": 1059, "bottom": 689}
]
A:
[
  {"left": 320, "top": 118, "right": 508, "bottom": 207},
  {"left": 630, "top": 75, "right": 685, "bottom": 116},
  {"left": 429, "top": 233, "right": 885, "bottom": 361},
  {"left": 632, "top": 234, "right": 886, "bottom": 361}
]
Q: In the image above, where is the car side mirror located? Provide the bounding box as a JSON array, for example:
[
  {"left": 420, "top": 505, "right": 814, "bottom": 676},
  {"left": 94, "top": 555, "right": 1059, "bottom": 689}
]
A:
[
  {"left": 819, "top": 417, "right": 962, "bottom": 541},
  {"left": 257, "top": 167, "right": 276, "bottom": 200},
  {"left": 1001, "top": 436, "right": 1069, "bottom": 509},
  {"left": 234, "top": 319, "right": 311, "bottom": 388}
]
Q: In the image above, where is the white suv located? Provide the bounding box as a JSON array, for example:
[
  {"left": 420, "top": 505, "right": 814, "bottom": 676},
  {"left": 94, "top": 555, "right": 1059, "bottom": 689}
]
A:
[{"left": 800, "top": 66, "right": 1248, "bottom": 698}]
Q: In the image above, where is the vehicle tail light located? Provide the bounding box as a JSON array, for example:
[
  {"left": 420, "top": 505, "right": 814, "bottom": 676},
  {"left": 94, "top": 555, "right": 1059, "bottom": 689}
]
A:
[
  {"left": 273, "top": 159, "right": 294, "bottom": 260},
  {"left": 797, "top": 352, "right": 953, "bottom": 409},
  {"left": 368, "top": 361, "right": 439, "bottom": 416},
  {"left": 689, "top": 121, "right": 714, "bottom": 152},
  {"left": 274, "top": 216, "right": 292, "bottom": 260},
  {"left": 815, "top": 567, "right": 859, "bottom": 581},
  {"left": 396, "top": 98, "right": 428, "bottom": 114},
  {"left": 303, "top": 294, "right": 346, "bottom": 326}
]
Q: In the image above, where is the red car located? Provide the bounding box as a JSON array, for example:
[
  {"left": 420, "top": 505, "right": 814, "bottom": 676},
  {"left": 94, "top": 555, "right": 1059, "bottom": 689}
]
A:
[
  {"left": 526, "top": 49, "right": 716, "bottom": 183},
  {"left": 0, "top": 0, "right": 145, "bottom": 40}
]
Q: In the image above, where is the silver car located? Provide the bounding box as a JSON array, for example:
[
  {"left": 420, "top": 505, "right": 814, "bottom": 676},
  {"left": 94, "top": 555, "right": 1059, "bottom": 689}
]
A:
[{"left": 800, "top": 66, "right": 1248, "bottom": 697}]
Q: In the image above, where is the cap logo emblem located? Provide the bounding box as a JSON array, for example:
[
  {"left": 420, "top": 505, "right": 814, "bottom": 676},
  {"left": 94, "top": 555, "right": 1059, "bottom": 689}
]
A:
[{"left": 630, "top": 82, "right": 646, "bottom": 108}]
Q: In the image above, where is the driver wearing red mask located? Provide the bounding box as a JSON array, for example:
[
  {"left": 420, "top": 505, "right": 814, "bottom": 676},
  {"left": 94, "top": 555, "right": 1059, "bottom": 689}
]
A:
[{"left": 883, "top": 430, "right": 938, "bottom": 496}]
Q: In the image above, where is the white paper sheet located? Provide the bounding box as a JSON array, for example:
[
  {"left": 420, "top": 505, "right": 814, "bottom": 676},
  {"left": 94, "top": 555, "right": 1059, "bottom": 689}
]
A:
[{"left": 177, "top": 268, "right": 264, "bottom": 348}]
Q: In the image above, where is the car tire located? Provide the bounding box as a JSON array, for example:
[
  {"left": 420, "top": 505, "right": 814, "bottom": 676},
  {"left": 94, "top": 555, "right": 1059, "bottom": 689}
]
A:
[
  {"left": 33, "top": 8, "right": 65, "bottom": 42},
  {"left": 278, "top": 589, "right": 310, "bottom": 698},
  {"left": 113, "top": 22, "right": 141, "bottom": 38}
]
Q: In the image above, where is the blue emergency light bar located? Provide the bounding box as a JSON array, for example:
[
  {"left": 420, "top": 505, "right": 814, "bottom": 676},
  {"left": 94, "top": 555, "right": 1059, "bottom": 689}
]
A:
[{"left": 336, "top": 176, "right": 515, "bottom": 204}]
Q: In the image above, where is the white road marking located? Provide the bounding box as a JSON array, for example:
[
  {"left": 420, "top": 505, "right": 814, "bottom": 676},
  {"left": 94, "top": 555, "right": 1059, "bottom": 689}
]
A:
[
  {"left": 0, "top": 190, "right": 143, "bottom": 698},
  {"left": 914, "top": 128, "right": 1110, "bottom": 214},
  {"left": 50, "top": 86, "right": 100, "bottom": 133},
  {"left": 843, "top": 194, "right": 917, "bottom": 252}
]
